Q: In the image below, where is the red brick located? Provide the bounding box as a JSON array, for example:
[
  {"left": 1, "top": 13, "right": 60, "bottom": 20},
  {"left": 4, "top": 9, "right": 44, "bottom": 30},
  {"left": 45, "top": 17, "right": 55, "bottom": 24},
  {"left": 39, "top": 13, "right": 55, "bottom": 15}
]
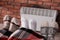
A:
[
  {"left": 8, "top": 8, "right": 19, "bottom": 13},
  {"left": 14, "top": 3, "right": 20, "bottom": 6},
  {"left": 16, "top": 9, "right": 20, "bottom": 12},
  {"left": 37, "top": 1, "right": 43, "bottom": 5},
  {"left": 42, "top": 0, "right": 51, "bottom": 2},
  {"left": 0, "top": 0, "right": 2, "bottom": 2},
  {"left": 52, "top": 0, "right": 60, "bottom": 2},
  {"left": 51, "top": 3, "right": 59, "bottom": 7},
  {"left": 0, "top": 15, "right": 2, "bottom": 18},
  {"left": 0, "top": 7, "right": 3, "bottom": 9},
  {"left": 20, "top": 4, "right": 27, "bottom": 6},
  {"left": 20, "top": 0, "right": 27, "bottom": 3},
  {"left": 13, "top": 9, "right": 19, "bottom": 13},
  {"left": 6, "top": 11, "right": 13, "bottom": 15},
  {"left": 11, "top": 15, "right": 18, "bottom": 18},
  {"left": 5, "top": 5, "right": 14, "bottom": 9},
  {"left": 27, "top": 4, "right": 34, "bottom": 7},
  {"left": 41, "top": 5, "right": 51, "bottom": 9},
  {"left": 37, "top": 0, "right": 43, "bottom": 1},
  {"left": 14, "top": 5, "right": 20, "bottom": 10},
  {"left": 43, "top": 2, "right": 59, "bottom": 7},
  {"left": 0, "top": 15, "right": 3, "bottom": 19},
  {"left": 28, "top": 0, "right": 37, "bottom": 4},
  {"left": 2, "top": 7, "right": 8, "bottom": 11},
  {"left": 0, "top": 10, "right": 2, "bottom": 13},
  {"left": 0, "top": 0, "right": 6, "bottom": 2},
  {"left": 13, "top": 12, "right": 19, "bottom": 15},
  {"left": 43, "top": 2, "right": 52, "bottom": 6},
  {"left": 7, "top": 2, "right": 12, "bottom": 5},
  {"left": 0, "top": 2, "right": 5, "bottom": 5},
  {"left": 7, "top": 2, "right": 14, "bottom": 6},
  {"left": 4, "top": 1, "right": 7, "bottom": 5},
  {"left": 0, "top": 19, "right": 3, "bottom": 23},
  {"left": 16, "top": 16, "right": 20, "bottom": 20},
  {"left": 15, "top": 0, "right": 21, "bottom": 3},
  {"left": 1, "top": 9, "right": 7, "bottom": 14},
  {"left": 51, "top": 6, "right": 60, "bottom": 10},
  {"left": 6, "top": 0, "right": 14, "bottom": 2}
]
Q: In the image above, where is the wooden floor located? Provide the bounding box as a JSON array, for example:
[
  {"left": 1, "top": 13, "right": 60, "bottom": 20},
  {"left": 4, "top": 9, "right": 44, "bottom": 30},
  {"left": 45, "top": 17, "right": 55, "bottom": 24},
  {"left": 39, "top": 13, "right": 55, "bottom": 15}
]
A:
[{"left": 0, "top": 24, "right": 60, "bottom": 40}]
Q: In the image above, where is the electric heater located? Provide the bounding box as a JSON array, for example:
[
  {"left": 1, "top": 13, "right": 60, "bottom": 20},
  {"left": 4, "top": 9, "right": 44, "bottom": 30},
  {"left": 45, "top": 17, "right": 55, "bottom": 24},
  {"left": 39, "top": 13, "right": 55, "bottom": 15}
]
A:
[{"left": 20, "top": 7, "right": 57, "bottom": 31}]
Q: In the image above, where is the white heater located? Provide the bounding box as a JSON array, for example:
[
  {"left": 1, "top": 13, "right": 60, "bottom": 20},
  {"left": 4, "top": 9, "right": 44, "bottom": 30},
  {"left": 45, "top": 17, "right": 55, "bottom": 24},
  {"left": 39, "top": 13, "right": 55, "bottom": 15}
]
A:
[{"left": 20, "top": 7, "right": 57, "bottom": 31}]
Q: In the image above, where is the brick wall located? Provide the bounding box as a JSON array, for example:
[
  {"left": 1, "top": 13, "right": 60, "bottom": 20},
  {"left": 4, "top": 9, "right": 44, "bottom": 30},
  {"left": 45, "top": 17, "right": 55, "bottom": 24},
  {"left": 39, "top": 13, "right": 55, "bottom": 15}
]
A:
[{"left": 0, "top": 0, "right": 60, "bottom": 30}]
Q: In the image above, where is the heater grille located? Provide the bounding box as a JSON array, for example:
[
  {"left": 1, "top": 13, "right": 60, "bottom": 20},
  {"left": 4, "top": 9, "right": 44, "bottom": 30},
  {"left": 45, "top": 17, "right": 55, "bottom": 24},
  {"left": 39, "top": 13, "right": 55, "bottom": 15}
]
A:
[
  {"left": 20, "top": 7, "right": 57, "bottom": 17},
  {"left": 20, "top": 7, "right": 57, "bottom": 31}
]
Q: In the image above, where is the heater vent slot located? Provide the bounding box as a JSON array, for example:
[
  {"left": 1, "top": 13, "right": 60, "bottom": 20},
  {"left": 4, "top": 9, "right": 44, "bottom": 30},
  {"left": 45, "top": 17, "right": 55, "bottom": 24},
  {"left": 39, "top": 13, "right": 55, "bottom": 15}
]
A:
[{"left": 20, "top": 7, "right": 57, "bottom": 17}]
